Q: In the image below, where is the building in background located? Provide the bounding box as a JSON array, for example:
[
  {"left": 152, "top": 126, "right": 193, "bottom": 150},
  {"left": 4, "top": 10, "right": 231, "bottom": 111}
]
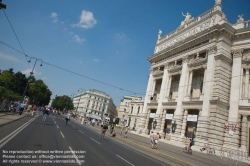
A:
[
  {"left": 118, "top": 96, "right": 144, "bottom": 129},
  {"left": 139, "top": 0, "right": 250, "bottom": 153},
  {"left": 73, "top": 89, "right": 116, "bottom": 121}
]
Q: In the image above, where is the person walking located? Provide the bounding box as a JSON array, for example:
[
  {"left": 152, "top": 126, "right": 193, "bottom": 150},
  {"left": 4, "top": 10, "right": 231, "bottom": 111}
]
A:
[
  {"left": 32, "top": 105, "right": 37, "bottom": 117},
  {"left": 100, "top": 124, "right": 108, "bottom": 139},
  {"left": 124, "top": 126, "right": 128, "bottom": 138},
  {"left": 149, "top": 131, "right": 155, "bottom": 149},
  {"left": 19, "top": 102, "right": 26, "bottom": 115},
  {"left": 42, "top": 107, "right": 49, "bottom": 121},
  {"left": 65, "top": 112, "right": 71, "bottom": 125},
  {"left": 154, "top": 133, "right": 160, "bottom": 149}
]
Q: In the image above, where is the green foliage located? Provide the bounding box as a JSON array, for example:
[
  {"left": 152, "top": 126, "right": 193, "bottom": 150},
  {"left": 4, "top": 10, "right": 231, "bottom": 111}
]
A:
[
  {"left": 114, "top": 118, "right": 120, "bottom": 125},
  {"left": 51, "top": 95, "right": 74, "bottom": 111},
  {"left": 28, "top": 79, "right": 52, "bottom": 105},
  {"left": 0, "top": 87, "right": 22, "bottom": 102}
]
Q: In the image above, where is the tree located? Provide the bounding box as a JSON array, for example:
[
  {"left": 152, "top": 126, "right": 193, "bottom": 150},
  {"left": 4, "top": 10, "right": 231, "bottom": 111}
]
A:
[
  {"left": 7, "top": 71, "right": 28, "bottom": 95},
  {"left": 0, "top": 87, "right": 22, "bottom": 103},
  {"left": 28, "top": 79, "right": 52, "bottom": 105},
  {"left": 0, "top": 70, "right": 13, "bottom": 87},
  {"left": 52, "top": 95, "right": 74, "bottom": 111}
]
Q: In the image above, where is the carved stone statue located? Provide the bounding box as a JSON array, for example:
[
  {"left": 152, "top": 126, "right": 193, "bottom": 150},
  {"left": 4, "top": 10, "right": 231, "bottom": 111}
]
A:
[
  {"left": 182, "top": 12, "right": 192, "bottom": 22},
  {"left": 158, "top": 29, "right": 162, "bottom": 40},
  {"left": 181, "top": 12, "right": 193, "bottom": 25},
  {"left": 237, "top": 14, "right": 244, "bottom": 23},
  {"left": 215, "top": 0, "right": 222, "bottom": 5}
]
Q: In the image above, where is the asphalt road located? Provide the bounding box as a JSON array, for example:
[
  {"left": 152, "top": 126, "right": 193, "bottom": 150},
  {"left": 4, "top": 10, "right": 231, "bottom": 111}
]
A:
[{"left": 0, "top": 113, "right": 174, "bottom": 166}]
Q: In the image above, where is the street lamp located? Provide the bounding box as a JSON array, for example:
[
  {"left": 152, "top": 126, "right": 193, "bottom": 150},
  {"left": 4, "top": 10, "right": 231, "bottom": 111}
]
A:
[
  {"left": 21, "top": 57, "right": 43, "bottom": 103},
  {"left": 0, "top": 0, "right": 7, "bottom": 9},
  {"left": 76, "top": 88, "right": 85, "bottom": 114}
]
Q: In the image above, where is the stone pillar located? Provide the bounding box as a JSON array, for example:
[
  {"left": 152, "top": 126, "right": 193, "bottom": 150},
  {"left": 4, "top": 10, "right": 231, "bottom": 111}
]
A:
[
  {"left": 142, "top": 110, "right": 150, "bottom": 134},
  {"left": 187, "top": 70, "right": 193, "bottom": 96},
  {"left": 196, "top": 46, "right": 217, "bottom": 146},
  {"left": 240, "top": 115, "right": 247, "bottom": 150},
  {"left": 139, "top": 70, "right": 154, "bottom": 130},
  {"left": 202, "top": 67, "right": 207, "bottom": 94},
  {"left": 166, "top": 76, "right": 172, "bottom": 98},
  {"left": 223, "top": 48, "right": 244, "bottom": 150},
  {"left": 181, "top": 110, "right": 188, "bottom": 137},
  {"left": 244, "top": 69, "right": 249, "bottom": 98},
  {"left": 155, "top": 64, "right": 169, "bottom": 132},
  {"left": 160, "top": 109, "right": 167, "bottom": 136},
  {"left": 172, "top": 56, "right": 189, "bottom": 141}
]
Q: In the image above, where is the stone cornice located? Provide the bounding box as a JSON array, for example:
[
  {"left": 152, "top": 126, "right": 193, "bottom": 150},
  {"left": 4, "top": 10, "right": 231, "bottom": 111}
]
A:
[
  {"left": 206, "top": 45, "right": 217, "bottom": 55},
  {"left": 232, "top": 49, "right": 244, "bottom": 58}
]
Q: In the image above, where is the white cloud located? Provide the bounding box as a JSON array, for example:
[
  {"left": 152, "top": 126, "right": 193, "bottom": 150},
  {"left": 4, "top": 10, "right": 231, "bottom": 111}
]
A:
[
  {"left": 51, "top": 12, "right": 58, "bottom": 23},
  {"left": 21, "top": 69, "right": 41, "bottom": 76},
  {"left": 93, "top": 58, "right": 100, "bottom": 62},
  {"left": 115, "top": 33, "right": 130, "bottom": 42},
  {"left": 0, "top": 52, "right": 20, "bottom": 62},
  {"left": 72, "top": 10, "right": 97, "bottom": 29},
  {"left": 74, "top": 35, "right": 85, "bottom": 44}
]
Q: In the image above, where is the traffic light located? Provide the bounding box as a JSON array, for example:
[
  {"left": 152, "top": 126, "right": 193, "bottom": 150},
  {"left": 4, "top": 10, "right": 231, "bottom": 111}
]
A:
[{"left": 0, "top": 0, "right": 6, "bottom": 9}]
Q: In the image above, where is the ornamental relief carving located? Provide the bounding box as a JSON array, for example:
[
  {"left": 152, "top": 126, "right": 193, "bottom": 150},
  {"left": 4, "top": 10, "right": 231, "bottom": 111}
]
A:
[
  {"left": 182, "top": 56, "right": 189, "bottom": 63},
  {"left": 243, "top": 53, "right": 250, "bottom": 61},
  {"left": 206, "top": 45, "right": 217, "bottom": 55},
  {"left": 232, "top": 49, "right": 244, "bottom": 58},
  {"left": 188, "top": 57, "right": 207, "bottom": 67}
]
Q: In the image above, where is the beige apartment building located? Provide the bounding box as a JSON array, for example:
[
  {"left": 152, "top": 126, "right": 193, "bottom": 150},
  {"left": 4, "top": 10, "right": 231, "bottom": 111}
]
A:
[
  {"left": 138, "top": 0, "right": 250, "bottom": 154},
  {"left": 73, "top": 89, "right": 116, "bottom": 120}
]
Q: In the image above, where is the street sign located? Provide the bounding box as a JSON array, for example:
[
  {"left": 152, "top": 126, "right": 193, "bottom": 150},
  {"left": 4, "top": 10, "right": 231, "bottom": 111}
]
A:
[
  {"left": 149, "top": 113, "right": 155, "bottom": 118},
  {"left": 165, "top": 114, "right": 173, "bottom": 119},
  {"left": 187, "top": 115, "right": 198, "bottom": 122}
]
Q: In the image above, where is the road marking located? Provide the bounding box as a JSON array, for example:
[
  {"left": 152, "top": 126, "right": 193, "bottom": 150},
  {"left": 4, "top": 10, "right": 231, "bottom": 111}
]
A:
[
  {"left": 60, "top": 131, "right": 65, "bottom": 138},
  {"left": 110, "top": 140, "right": 166, "bottom": 166},
  {"left": 69, "top": 146, "right": 82, "bottom": 165},
  {"left": 79, "top": 130, "right": 84, "bottom": 134},
  {"left": 116, "top": 155, "right": 135, "bottom": 166},
  {"left": 57, "top": 125, "right": 59, "bottom": 128},
  {"left": 0, "top": 115, "right": 38, "bottom": 148},
  {"left": 90, "top": 138, "right": 101, "bottom": 145}
]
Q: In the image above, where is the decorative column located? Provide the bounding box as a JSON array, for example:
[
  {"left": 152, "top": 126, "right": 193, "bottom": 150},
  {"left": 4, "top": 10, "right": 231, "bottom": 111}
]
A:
[
  {"left": 197, "top": 46, "right": 217, "bottom": 146},
  {"left": 166, "top": 75, "right": 172, "bottom": 98},
  {"left": 187, "top": 70, "right": 193, "bottom": 96},
  {"left": 160, "top": 109, "right": 167, "bottom": 136},
  {"left": 139, "top": 70, "right": 154, "bottom": 130},
  {"left": 143, "top": 110, "right": 150, "bottom": 134},
  {"left": 244, "top": 69, "right": 249, "bottom": 98},
  {"left": 240, "top": 115, "right": 247, "bottom": 150},
  {"left": 172, "top": 56, "right": 189, "bottom": 142},
  {"left": 223, "top": 48, "right": 244, "bottom": 150},
  {"left": 181, "top": 110, "right": 188, "bottom": 137},
  {"left": 155, "top": 64, "right": 169, "bottom": 132}
]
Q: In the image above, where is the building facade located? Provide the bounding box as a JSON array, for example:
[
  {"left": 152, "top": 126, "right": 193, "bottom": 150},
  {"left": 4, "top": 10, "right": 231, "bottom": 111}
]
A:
[
  {"left": 139, "top": 0, "right": 250, "bottom": 154},
  {"left": 73, "top": 89, "right": 116, "bottom": 120},
  {"left": 118, "top": 96, "right": 144, "bottom": 129}
]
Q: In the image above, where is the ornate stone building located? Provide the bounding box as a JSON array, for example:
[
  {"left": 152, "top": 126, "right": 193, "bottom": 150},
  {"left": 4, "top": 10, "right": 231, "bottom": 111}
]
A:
[
  {"left": 73, "top": 89, "right": 116, "bottom": 121},
  {"left": 138, "top": 0, "right": 250, "bottom": 153},
  {"left": 118, "top": 96, "right": 144, "bottom": 129}
]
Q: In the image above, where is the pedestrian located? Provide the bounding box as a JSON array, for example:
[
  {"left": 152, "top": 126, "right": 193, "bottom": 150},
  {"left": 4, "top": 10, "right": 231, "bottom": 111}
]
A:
[
  {"left": 42, "top": 107, "right": 49, "bottom": 121},
  {"left": 100, "top": 124, "right": 108, "bottom": 139},
  {"left": 26, "top": 104, "right": 32, "bottom": 116},
  {"left": 154, "top": 133, "right": 160, "bottom": 149},
  {"left": 111, "top": 129, "right": 116, "bottom": 137},
  {"left": 65, "top": 112, "right": 71, "bottom": 125},
  {"left": 32, "top": 105, "right": 37, "bottom": 117},
  {"left": 124, "top": 126, "right": 128, "bottom": 138},
  {"left": 200, "top": 144, "right": 207, "bottom": 152},
  {"left": 110, "top": 125, "right": 114, "bottom": 134},
  {"left": 149, "top": 131, "right": 155, "bottom": 149},
  {"left": 91, "top": 119, "right": 96, "bottom": 126},
  {"left": 15, "top": 102, "right": 20, "bottom": 113},
  {"left": 19, "top": 102, "right": 26, "bottom": 115}
]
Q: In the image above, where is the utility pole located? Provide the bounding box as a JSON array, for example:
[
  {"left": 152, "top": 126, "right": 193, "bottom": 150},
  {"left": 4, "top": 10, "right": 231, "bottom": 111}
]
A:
[{"left": 0, "top": 0, "right": 7, "bottom": 9}]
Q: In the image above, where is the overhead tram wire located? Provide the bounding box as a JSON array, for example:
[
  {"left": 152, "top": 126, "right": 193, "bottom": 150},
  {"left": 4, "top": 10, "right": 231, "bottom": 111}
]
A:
[
  {"left": 0, "top": 40, "right": 145, "bottom": 96},
  {"left": 2, "top": 10, "right": 31, "bottom": 72}
]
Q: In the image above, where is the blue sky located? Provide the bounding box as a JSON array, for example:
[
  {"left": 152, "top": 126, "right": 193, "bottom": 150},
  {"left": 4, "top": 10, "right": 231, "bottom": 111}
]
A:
[{"left": 0, "top": 0, "right": 250, "bottom": 106}]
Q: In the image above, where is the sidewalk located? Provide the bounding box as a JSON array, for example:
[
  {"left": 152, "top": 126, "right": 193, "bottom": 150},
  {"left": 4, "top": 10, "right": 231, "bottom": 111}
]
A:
[
  {"left": 71, "top": 118, "right": 250, "bottom": 166},
  {"left": 0, "top": 112, "right": 25, "bottom": 126}
]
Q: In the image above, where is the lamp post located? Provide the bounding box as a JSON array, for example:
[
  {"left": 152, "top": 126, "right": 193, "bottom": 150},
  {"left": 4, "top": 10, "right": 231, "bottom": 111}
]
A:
[
  {"left": 22, "top": 57, "right": 43, "bottom": 103},
  {"left": 76, "top": 88, "right": 85, "bottom": 114}
]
